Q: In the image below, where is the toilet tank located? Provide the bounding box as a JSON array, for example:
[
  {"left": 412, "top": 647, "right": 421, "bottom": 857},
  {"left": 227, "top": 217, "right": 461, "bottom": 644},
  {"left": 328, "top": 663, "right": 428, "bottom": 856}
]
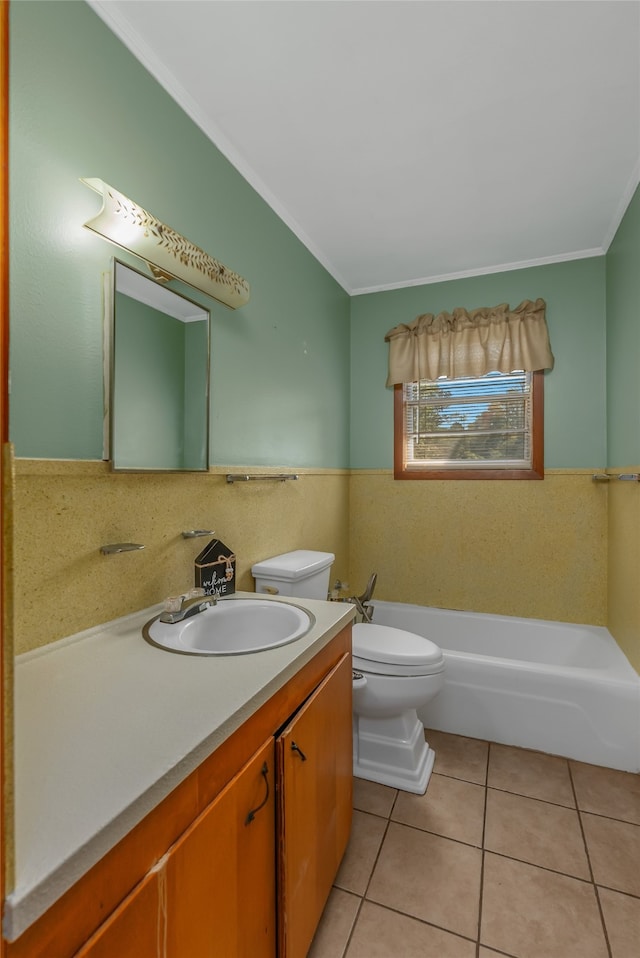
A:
[{"left": 251, "top": 550, "right": 335, "bottom": 599}]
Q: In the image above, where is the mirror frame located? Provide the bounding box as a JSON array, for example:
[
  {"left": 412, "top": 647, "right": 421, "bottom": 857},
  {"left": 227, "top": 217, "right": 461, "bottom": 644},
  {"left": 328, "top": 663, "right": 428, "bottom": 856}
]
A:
[{"left": 105, "top": 258, "right": 211, "bottom": 473}]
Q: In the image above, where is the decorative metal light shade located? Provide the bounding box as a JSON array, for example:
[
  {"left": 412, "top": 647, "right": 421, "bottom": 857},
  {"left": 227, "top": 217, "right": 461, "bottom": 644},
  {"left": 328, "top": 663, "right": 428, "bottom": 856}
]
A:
[{"left": 82, "top": 178, "right": 250, "bottom": 309}]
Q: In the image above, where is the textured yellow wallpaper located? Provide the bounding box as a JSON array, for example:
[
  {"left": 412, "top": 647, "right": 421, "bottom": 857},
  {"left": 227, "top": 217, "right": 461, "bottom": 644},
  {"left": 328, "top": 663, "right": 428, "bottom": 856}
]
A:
[
  {"left": 11, "top": 459, "right": 350, "bottom": 654},
  {"left": 349, "top": 469, "right": 608, "bottom": 626},
  {"left": 12, "top": 460, "right": 638, "bottom": 671},
  {"left": 608, "top": 469, "right": 640, "bottom": 673}
]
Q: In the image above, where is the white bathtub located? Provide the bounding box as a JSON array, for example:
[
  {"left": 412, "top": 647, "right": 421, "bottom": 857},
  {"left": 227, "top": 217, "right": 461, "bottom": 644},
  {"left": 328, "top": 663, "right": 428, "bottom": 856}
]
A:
[{"left": 370, "top": 600, "right": 640, "bottom": 772}]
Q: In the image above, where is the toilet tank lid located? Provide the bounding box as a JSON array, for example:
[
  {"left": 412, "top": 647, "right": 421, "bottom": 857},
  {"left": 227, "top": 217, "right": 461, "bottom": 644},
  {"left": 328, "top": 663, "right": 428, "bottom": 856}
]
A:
[
  {"left": 251, "top": 550, "right": 335, "bottom": 581},
  {"left": 352, "top": 622, "right": 444, "bottom": 668}
]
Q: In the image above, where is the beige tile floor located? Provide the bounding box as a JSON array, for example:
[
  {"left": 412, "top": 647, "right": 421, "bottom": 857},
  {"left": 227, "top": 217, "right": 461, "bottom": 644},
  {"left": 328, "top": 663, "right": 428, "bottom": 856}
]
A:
[{"left": 308, "top": 730, "right": 640, "bottom": 958}]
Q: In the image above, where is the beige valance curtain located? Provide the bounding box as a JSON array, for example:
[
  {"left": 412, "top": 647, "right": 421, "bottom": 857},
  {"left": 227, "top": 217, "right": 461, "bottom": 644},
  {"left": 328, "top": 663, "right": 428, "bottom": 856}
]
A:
[{"left": 384, "top": 298, "right": 554, "bottom": 386}]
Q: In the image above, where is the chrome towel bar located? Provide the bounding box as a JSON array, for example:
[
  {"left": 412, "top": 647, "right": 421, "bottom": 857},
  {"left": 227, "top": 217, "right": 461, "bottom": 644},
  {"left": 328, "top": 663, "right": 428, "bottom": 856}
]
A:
[
  {"left": 591, "top": 473, "right": 640, "bottom": 482},
  {"left": 226, "top": 474, "right": 299, "bottom": 484}
]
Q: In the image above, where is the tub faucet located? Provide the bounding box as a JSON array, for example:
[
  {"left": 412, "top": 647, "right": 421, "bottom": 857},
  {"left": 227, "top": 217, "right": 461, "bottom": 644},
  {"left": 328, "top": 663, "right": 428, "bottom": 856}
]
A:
[
  {"left": 160, "top": 593, "right": 218, "bottom": 624},
  {"left": 349, "top": 573, "right": 377, "bottom": 624}
]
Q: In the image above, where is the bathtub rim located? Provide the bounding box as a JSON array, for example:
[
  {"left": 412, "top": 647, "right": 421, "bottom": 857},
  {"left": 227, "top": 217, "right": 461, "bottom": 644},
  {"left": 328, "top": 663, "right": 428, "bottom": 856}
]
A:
[{"left": 370, "top": 599, "right": 639, "bottom": 682}]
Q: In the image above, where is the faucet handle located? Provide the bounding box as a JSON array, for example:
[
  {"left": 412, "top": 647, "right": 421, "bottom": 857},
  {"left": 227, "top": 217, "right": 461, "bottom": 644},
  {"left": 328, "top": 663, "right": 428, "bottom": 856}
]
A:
[
  {"left": 163, "top": 588, "right": 205, "bottom": 613},
  {"left": 183, "top": 588, "right": 206, "bottom": 603},
  {"left": 163, "top": 595, "right": 185, "bottom": 614}
]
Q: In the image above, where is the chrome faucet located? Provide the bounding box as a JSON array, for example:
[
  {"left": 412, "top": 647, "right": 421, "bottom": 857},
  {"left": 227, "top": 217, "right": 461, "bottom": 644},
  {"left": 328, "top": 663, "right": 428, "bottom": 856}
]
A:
[{"left": 159, "top": 593, "right": 218, "bottom": 624}]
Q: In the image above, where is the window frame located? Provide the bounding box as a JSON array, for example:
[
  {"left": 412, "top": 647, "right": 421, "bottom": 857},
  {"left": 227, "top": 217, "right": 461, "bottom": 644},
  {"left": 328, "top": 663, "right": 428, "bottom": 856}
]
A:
[{"left": 393, "top": 369, "right": 544, "bottom": 480}]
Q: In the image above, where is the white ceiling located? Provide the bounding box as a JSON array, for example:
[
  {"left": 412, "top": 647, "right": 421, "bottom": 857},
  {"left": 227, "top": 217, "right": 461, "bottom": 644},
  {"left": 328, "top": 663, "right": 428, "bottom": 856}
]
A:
[{"left": 89, "top": 0, "right": 640, "bottom": 295}]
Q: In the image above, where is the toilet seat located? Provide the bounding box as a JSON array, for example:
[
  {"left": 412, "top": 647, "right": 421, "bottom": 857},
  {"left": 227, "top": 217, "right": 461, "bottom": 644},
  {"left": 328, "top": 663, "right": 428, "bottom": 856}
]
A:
[{"left": 352, "top": 623, "right": 445, "bottom": 676}]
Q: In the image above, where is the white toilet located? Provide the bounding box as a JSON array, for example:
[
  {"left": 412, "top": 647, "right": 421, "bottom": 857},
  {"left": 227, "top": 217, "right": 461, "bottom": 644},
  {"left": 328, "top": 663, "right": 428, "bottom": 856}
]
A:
[
  {"left": 251, "top": 549, "right": 336, "bottom": 599},
  {"left": 251, "top": 551, "right": 445, "bottom": 794},
  {"left": 352, "top": 623, "right": 445, "bottom": 794}
]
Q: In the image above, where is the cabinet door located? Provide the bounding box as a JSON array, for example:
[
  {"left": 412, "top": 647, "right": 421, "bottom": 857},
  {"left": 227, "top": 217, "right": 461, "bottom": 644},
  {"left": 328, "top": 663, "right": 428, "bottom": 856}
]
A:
[
  {"left": 164, "top": 737, "right": 276, "bottom": 958},
  {"left": 73, "top": 868, "right": 163, "bottom": 958},
  {"left": 277, "top": 652, "right": 353, "bottom": 958}
]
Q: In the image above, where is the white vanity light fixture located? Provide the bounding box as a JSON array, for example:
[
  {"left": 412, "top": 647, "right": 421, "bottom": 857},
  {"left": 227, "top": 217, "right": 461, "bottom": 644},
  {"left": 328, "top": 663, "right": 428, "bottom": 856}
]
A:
[{"left": 81, "top": 178, "right": 250, "bottom": 309}]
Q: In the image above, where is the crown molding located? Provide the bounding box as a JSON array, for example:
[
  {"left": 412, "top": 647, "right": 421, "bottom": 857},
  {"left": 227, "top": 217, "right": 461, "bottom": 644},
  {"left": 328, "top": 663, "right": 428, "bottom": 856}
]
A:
[
  {"left": 350, "top": 248, "right": 606, "bottom": 297},
  {"left": 600, "top": 160, "right": 640, "bottom": 252}
]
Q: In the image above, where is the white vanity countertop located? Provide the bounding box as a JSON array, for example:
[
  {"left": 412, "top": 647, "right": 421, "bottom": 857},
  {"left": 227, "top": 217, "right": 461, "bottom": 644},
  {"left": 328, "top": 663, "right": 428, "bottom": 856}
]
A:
[{"left": 6, "top": 593, "right": 354, "bottom": 941}]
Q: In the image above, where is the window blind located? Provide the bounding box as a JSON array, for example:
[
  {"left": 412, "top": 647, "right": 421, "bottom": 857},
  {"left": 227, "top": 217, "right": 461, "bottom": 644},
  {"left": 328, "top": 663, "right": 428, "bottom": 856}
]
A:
[{"left": 403, "top": 371, "right": 533, "bottom": 470}]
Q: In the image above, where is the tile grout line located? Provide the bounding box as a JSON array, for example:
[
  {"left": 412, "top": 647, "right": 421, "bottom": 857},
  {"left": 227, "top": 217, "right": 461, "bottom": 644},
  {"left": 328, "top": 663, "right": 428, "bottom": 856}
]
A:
[
  {"left": 484, "top": 781, "right": 580, "bottom": 811},
  {"left": 485, "top": 780, "right": 639, "bottom": 823},
  {"left": 572, "top": 805, "right": 640, "bottom": 828},
  {"left": 568, "top": 761, "right": 613, "bottom": 958},
  {"left": 476, "top": 740, "right": 491, "bottom": 958},
  {"left": 354, "top": 898, "right": 481, "bottom": 950},
  {"left": 595, "top": 883, "right": 640, "bottom": 901},
  {"left": 338, "top": 892, "right": 363, "bottom": 958},
  {"left": 479, "top": 849, "right": 605, "bottom": 885},
  {"left": 338, "top": 787, "right": 400, "bottom": 958}
]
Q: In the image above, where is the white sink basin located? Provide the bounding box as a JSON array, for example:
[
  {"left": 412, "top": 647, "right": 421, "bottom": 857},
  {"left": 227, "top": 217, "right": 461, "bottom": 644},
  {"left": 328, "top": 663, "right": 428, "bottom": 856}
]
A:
[{"left": 143, "top": 597, "right": 314, "bottom": 655}]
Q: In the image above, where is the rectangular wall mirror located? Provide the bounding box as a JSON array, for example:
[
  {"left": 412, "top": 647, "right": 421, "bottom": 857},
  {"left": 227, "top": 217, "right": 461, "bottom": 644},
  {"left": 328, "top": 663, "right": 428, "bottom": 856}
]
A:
[{"left": 107, "top": 260, "right": 210, "bottom": 471}]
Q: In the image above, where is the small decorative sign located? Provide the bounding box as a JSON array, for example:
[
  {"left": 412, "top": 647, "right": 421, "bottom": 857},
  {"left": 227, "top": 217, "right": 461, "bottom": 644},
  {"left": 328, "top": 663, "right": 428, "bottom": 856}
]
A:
[{"left": 195, "top": 539, "right": 236, "bottom": 597}]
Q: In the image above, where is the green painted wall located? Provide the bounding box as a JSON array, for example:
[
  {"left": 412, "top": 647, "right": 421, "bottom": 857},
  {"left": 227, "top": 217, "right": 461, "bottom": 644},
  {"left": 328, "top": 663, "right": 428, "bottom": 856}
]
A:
[
  {"left": 7, "top": 1, "right": 629, "bottom": 477},
  {"left": 9, "top": 1, "right": 350, "bottom": 468},
  {"left": 350, "top": 257, "right": 607, "bottom": 469},
  {"left": 606, "top": 183, "right": 640, "bottom": 466}
]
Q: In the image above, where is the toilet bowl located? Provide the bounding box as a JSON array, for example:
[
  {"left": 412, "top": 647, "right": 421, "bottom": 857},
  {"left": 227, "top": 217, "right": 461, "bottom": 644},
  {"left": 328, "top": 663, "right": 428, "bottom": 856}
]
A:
[{"left": 352, "top": 622, "right": 445, "bottom": 794}]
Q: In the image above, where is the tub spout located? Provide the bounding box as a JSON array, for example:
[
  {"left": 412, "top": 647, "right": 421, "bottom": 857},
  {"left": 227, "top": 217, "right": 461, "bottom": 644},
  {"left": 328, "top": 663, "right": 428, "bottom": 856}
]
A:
[{"left": 349, "top": 573, "right": 377, "bottom": 623}]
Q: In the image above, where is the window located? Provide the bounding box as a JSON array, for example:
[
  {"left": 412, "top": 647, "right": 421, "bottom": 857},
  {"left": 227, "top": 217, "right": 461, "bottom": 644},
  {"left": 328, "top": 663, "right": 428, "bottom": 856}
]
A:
[{"left": 394, "top": 369, "right": 543, "bottom": 480}]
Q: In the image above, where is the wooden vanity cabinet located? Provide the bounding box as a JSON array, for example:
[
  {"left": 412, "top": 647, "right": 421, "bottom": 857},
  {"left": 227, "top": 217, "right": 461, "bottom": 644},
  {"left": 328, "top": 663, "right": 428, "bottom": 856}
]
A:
[
  {"left": 277, "top": 653, "right": 353, "bottom": 958},
  {"left": 72, "top": 869, "right": 162, "bottom": 958},
  {"left": 75, "top": 737, "right": 277, "bottom": 958},
  {"left": 163, "top": 736, "right": 277, "bottom": 958},
  {"left": 6, "top": 626, "right": 352, "bottom": 958}
]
